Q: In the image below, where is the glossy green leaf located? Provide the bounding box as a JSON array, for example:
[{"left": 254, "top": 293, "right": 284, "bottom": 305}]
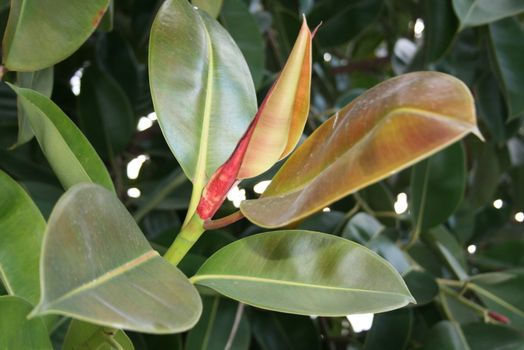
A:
[
  {"left": 149, "top": 0, "right": 256, "bottom": 186},
  {"left": 2, "top": 0, "right": 110, "bottom": 71},
  {"left": 452, "top": 0, "right": 524, "bottom": 29},
  {"left": 7, "top": 84, "right": 115, "bottom": 192},
  {"left": 31, "top": 184, "right": 202, "bottom": 334},
  {"left": 364, "top": 308, "right": 413, "bottom": 350},
  {"left": 462, "top": 323, "right": 524, "bottom": 350},
  {"left": 358, "top": 182, "right": 396, "bottom": 227},
  {"left": 193, "top": 0, "right": 224, "bottom": 18},
  {"left": 14, "top": 66, "right": 54, "bottom": 147},
  {"left": 78, "top": 65, "right": 134, "bottom": 158},
  {"left": 62, "top": 320, "right": 133, "bottom": 350},
  {"left": 424, "top": 321, "right": 469, "bottom": 350},
  {"left": 192, "top": 230, "right": 414, "bottom": 316},
  {"left": 0, "top": 296, "right": 53, "bottom": 350},
  {"left": 467, "top": 143, "right": 500, "bottom": 209},
  {"left": 186, "top": 296, "right": 250, "bottom": 350},
  {"left": 475, "top": 73, "right": 509, "bottom": 142},
  {"left": 99, "top": 0, "right": 114, "bottom": 32},
  {"left": 404, "top": 270, "right": 439, "bottom": 305},
  {"left": 0, "top": 169, "right": 45, "bottom": 305},
  {"left": 220, "top": 0, "right": 265, "bottom": 88},
  {"left": 488, "top": 17, "right": 524, "bottom": 120},
  {"left": 250, "top": 310, "right": 320, "bottom": 350},
  {"left": 241, "top": 72, "right": 479, "bottom": 228},
  {"left": 342, "top": 212, "right": 384, "bottom": 244},
  {"left": 411, "top": 142, "right": 466, "bottom": 231}
]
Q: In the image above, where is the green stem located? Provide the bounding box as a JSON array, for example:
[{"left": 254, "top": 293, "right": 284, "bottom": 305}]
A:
[{"left": 164, "top": 213, "right": 205, "bottom": 266}]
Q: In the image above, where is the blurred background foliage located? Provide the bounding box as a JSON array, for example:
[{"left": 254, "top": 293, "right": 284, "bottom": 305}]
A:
[{"left": 1, "top": 0, "right": 524, "bottom": 349}]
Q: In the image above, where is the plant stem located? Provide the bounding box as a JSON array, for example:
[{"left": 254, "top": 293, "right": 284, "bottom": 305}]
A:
[
  {"left": 204, "top": 210, "right": 244, "bottom": 230},
  {"left": 224, "top": 303, "right": 245, "bottom": 350},
  {"left": 164, "top": 213, "right": 205, "bottom": 266}
]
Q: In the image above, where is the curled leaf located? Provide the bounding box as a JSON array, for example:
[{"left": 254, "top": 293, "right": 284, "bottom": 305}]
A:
[{"left": 241, "top": 72, "right": 480, "bottom": 228}]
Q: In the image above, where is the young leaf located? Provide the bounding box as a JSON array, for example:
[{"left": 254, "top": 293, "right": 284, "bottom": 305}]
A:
[
  {"left": 0, "top": 296, "right": 53, "bottom": 350},
  {"left": 0, "top": 170, "right": 45, "bottom": 305},
  {"left": 196, "top": 18, "right": 313, "bottom": 219},
  {"left": 149, "top": 0, "right": 256, "bottom": 186},
  {"left": 31, "top": 184, "right": 202, "bottom": 334},
  {"left": 241, "top": 72, "right": 479, "bottom": 228},
  {"left": 2, "top": 0, "right": 110, "bottom": 71},
  {"left": 13, "top": 66, "right": 54, "bottom": 147},
  {"left": 452, "top": 0, "right": 524, "bottom": 29},
  {"left": 488, "top": 17, "right": 524, "bottom": 120},
  {"left": 192, "top": 230, "right": 414, "bottom": 316},
  {"left": 62, "top": 320, "right": 133, "bottom": 350},
  {"left": 410, "top": 142, "right": 466, "bottom": 231},
  {"left": 7, "top": 84, "right": 115, "bottom": 192}
]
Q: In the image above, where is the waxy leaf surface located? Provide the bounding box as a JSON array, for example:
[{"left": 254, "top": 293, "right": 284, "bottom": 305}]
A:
[
  {"left": 0, "top": 296, "right": 52, "bottom": 350},
  {"left": 8, "top": 85, "right": 114, "bottom": 192},
  {"left": 0, "top": 170, "right": 45, "bottom": 305},
  {"left": 32, "top": 184, "right": 202, "bottom": 334},
  {"left": 149, "top": 0, "right": 256, "bottom": 185},
  {"left": 196, "top": 19, "right": 312, "bottom": 219},
  {"left": 452, "top": 0, "right": 524, "bottom": 29},
  {"left": 2, "top": 0, "right": 110, "bottom": 71},
  {"left": 192, "top": 230, "right": 414, "bottom": 316},
  {"left": 241, "top": 72, "right": 478, "bottom": 228}
]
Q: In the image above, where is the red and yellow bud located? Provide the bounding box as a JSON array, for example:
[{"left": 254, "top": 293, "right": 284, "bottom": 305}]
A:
[{"left": 196, "top": 18, "right": 315, "bottom": 220}]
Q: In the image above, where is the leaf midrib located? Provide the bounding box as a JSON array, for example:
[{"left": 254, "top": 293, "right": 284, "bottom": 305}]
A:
[
  {"left": 191, "top": 274, "right": 411, "bottom": 298},
  {"left": 39, "top": 250, "right": 158, "bottom": 309},
  {"left": 265, "top": 107, "right": 474, "bottom": 198}
]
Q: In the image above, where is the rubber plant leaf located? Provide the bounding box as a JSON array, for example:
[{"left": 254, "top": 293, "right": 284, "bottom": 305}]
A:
[
  {"left": 241, "top": 72, "right": 481, "bottom": 228},
  {"left": 149, "top": 0, "right": 257, "bottom": 189},
  {"left": 196, "top": 18, "right": 314, "bottom": 220},
  {"left": 2, "top": 0, "right": 110, "bottom": 71}
]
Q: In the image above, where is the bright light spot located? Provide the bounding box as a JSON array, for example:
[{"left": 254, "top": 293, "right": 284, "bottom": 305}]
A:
[
  {"left": 467, "top": 244, "right": 477, "bottom": 254},
  {"left": 414, "top": 18, "right": 425, "bottom": 38},
  {"left": 515, "top": 212, "right": 524, "bottom": 222},
  {"left": 70, "top": 68, "right": 84, "bottom": 96},
  {"left": 346, "top": 314, "right": 374, "bottom": 333},
  {"left": 126, "top": 154, "right": 149, "bottom": 180},
  {"left": 394, "top": 192, "right": 408, "bottom": 214},
  {"left": 375, "top": 42, "right": 388, "bottom": 58},
  {"left": 323, "top": 52, "right": 332, "bottom": 62},
  {"left": 322, "top": 207, "right": 331, "bottom": 212},
  {"left": 147, "top": 112, "right": 157, "bottom": 121},
  {"left": 253, "top": 180, "right": 271, "bottom": 194},
  {"left": 493, "top": 199, "right": 503, "bottom": 209},
  {"left": 227, "top": 185, "right": 246, "bottom": 208},
  {"left": 127, "top": 187, "right": 141, "bottom": 198},
  {"left": 137, "top": 117, "right": 153, "bottom": 131}
]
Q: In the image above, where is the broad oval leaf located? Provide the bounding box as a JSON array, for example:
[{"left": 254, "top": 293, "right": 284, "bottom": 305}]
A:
[
  {"left": 364, "top": 308, "right": 413, "bottom": 350},
  {"left": 0, "top": 170, "right": 45, "bottom": 305},
  {"left": 0, "top": 296, "right": 53, "bottom": 350},
  {"left": 149, "top": 0, "right": 256, "bottom": 185},
  {"left": 424, "top": 321, "right": 469, "bottom": 350},
  {"left": 410, "top": 142, "right": 466, "bottom": 231},
  {"left": 31, "top": 184, "right": 202, "bottom": 334},
  {"left": 7, "top": 84, "right": 114, "bottom": 192},
  {"left": 452, "top": 0, "right": 524, "bottom": 29},
  {"left": 193, "top": 0, "right": 224, "bottom": 18},
  {"left": 192, "top": 230, "right": 415, "bottom": 316},
  {"left": 2, "top": 0, "right": 110, "bottom": 71},
  {"left": 241, "top": 72, "right": 479, "bottom": 228}
]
